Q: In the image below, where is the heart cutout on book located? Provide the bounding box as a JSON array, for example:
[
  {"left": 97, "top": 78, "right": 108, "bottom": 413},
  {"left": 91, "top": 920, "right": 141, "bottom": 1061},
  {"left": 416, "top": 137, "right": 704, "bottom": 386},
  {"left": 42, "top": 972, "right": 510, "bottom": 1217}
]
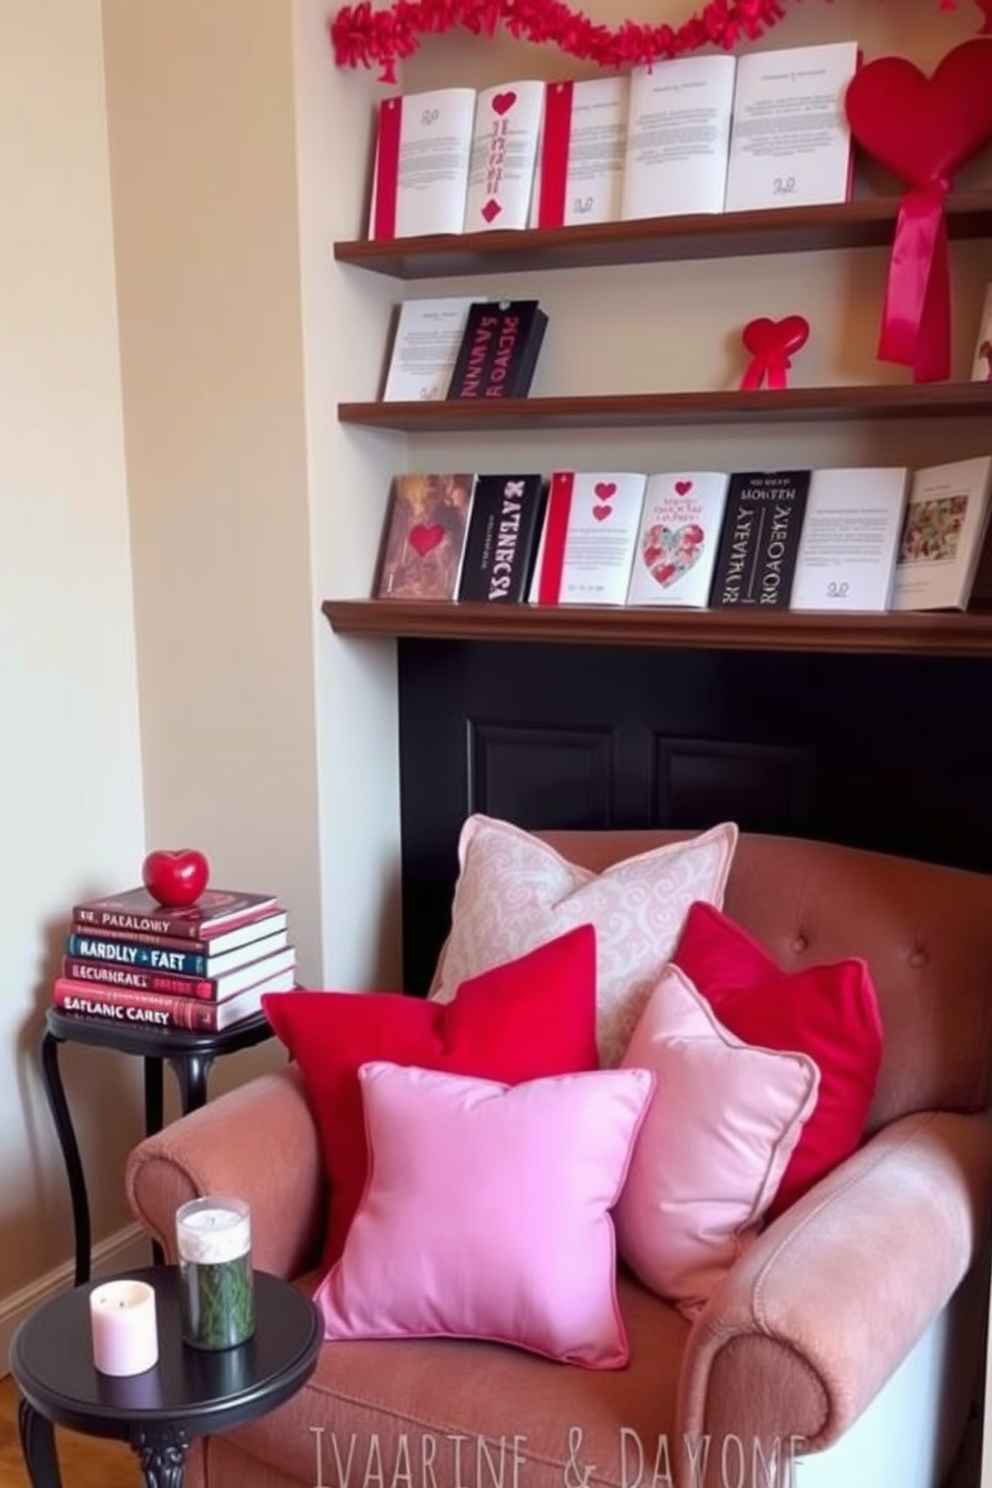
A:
[
  {"left": 410, "top": 523, "right": 444, "bottom": 557},
  {"left": 492, "top": 92, "right": 517, "bottom": 116},
  {"left": 642, "top": 524, "right": 705, "bottom": 587},
  {"left": 594, "top": 482, "right": 617, "bottom": 501},
  {"left": 844, "top": 39, "right": 992, "bottom": 185}
]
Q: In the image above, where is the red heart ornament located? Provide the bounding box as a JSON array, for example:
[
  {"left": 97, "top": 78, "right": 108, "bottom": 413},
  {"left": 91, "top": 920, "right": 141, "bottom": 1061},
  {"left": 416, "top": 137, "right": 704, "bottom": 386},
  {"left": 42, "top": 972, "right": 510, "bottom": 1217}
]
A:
[
  {"left": 492, "top": 91, "right": 517, "bottom": 115},
  {"left": 844, "top": 39, "right": 992, "bottom": 382},
  {"left": 845, "top": 40, "right": 992, "bottom": 187},
  {"left": 410, "top": 523, "right": 444, "bottom": 556},
  {"left": 740, "top": 315, "right": 810, "bottom": 390}
]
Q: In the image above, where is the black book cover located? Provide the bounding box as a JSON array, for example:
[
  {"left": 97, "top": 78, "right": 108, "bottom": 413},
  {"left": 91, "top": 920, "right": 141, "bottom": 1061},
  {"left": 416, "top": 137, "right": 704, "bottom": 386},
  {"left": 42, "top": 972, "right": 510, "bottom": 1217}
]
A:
[
  {"left": 457, "top": 475, "right": 547, "bottom": 602},
  {"left": 446, "top": 300, "right": 548, "bottom": 400},
  {"left": 709, "top": 470, "right": 812, "bottom": 608}
]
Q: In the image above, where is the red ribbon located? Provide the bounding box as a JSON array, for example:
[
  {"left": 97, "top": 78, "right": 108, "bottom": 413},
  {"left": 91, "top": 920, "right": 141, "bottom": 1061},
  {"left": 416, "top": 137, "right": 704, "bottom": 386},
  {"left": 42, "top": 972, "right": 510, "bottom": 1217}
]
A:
[{"left": 877, "top": 179, "right": 951, "bottom": 383}]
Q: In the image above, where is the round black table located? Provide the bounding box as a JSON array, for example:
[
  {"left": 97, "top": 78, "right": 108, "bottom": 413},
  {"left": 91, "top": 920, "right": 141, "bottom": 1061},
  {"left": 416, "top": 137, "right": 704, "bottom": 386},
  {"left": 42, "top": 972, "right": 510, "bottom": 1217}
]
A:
[
  {"left": 11, "top": 1266, "right": 322, "bottom": 1488},
  {"left": 41, "top": 1008, "right": 276, "bottom": 1284}
]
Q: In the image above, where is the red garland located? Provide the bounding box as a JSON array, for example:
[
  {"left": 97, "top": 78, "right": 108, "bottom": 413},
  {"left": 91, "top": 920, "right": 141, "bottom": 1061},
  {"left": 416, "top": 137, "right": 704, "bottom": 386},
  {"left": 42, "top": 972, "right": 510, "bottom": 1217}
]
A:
[{"left": 329, "top": 0, "right": 970, "bottom": 84}]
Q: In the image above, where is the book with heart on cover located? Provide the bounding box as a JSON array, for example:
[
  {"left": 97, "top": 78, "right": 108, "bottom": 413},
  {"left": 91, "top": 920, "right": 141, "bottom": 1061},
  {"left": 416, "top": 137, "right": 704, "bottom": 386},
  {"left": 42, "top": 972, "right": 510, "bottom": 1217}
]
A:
[
  {"left": 530, "top": 472, "right": 647, "bottom": 605},
  {"left": 890, "top": 456, "right": 992, "bottom": 612},
  {"left": 625, "top": 472, "right": 731, "bottom": 607},
  {"left": 374, "top": 473, "right": 476, "bottom": 600},
  {"left": 462, "top": 81, "right": 545, "bottom": 232}
]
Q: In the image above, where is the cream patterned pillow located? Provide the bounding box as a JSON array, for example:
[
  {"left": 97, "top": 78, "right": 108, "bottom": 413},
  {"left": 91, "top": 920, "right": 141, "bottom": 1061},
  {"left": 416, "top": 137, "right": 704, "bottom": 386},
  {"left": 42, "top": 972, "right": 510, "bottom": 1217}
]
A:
[{"left": 429, "top": 816, "right": 739, "bottom": 1067}]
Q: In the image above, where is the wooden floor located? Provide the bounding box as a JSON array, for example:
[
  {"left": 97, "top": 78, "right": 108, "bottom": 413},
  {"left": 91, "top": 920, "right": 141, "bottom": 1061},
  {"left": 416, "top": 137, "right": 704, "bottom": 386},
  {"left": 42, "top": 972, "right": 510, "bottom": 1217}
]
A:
[{"left": 0, "top": 1376, "right": 141, "bottom": 1488}]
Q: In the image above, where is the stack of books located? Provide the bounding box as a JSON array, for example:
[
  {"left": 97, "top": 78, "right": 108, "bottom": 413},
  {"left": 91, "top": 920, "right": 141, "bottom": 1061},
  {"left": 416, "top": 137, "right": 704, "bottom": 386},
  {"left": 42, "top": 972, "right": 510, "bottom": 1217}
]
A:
[{"left": 52, "top": 886, "right": 296, "bottom": 1033}]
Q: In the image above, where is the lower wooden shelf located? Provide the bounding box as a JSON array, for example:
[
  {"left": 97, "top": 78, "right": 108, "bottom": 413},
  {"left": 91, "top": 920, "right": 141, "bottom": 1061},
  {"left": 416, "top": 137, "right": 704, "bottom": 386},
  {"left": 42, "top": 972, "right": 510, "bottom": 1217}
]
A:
[{"left": 321, "top": 599, "right": 992, "bottom": 657}]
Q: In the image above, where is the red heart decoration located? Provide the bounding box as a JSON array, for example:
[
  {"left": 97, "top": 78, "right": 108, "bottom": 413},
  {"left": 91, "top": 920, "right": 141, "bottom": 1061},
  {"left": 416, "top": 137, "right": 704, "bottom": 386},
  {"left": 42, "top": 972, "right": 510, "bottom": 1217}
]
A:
[
  {"left": 674, "top": 480, "right": 693, "bottom": 496},
  {"left": 592, "top": 506, "right": 612, "bottom": 522},
  {"left": 845, "top": 39, "right": 992, "bottom": 186},
  {"left": 594, "top": 481, "right": 617, "bottom": 500},
  {"left": 743, "top": 316, "right": 810, "bottom": 359},
  {"left": 492, "top": 92, "right": 517, "bottom": 116},
  {"left": 980, "top": 0, "right": 992, "bottom": 35},
  {"left": 410, "top": 523, "right": 444, "bottom": 557}
]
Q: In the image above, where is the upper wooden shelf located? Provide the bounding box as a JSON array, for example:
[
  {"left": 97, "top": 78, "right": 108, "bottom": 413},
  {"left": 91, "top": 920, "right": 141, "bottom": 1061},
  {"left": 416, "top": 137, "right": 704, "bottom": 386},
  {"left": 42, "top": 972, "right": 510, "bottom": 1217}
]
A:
[
  {"left": 339, "top": 381, "right": 992, "bottom": 433},
  {"left": 332, "top": 191, "right": 992, "bottom": 280},
  {"left": 322, "top": 599, "right": 992, "bottom": 657}
]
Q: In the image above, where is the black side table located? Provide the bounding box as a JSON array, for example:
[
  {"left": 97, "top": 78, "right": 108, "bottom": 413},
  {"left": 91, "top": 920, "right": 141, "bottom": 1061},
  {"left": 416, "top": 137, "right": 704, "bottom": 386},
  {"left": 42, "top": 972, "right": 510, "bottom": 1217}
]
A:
[
  {"left": 11, "top": 1266, "right": 322, "bottom": 1488},
  {"left": 41, "top": 1009, "right": 275, "bottom": 1285}
]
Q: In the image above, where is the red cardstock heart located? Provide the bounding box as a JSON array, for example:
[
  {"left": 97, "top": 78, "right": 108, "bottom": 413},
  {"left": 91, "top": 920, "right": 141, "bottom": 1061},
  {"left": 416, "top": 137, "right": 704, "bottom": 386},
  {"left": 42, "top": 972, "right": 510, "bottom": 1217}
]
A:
[
  {"left": 674, "top": 480, "right": 693, "bottom": 496},
  {"left": 594, "top": 481, "right": 617, "bottom": 500},
  {"left": 845, "top": 39, "right": 992, "bottom": 186},
  {"left": 492, "top": 92, "right": 517, "bottom": 116},
  {"left": 592, "top": 505, "right": 612, "bottom": 522},
  {"left": 743, "top": 316, "right": 810, "bottom": 359},
  {"left": 410, "top": 523, "right": 444, "bottom": 556}
]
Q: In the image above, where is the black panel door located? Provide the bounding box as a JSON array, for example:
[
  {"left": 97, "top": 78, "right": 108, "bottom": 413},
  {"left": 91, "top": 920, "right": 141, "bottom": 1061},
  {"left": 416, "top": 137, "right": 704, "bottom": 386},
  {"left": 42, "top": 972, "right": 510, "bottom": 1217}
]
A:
[{"left": 398, "top": 639, "right": 992, "bottom": 994}]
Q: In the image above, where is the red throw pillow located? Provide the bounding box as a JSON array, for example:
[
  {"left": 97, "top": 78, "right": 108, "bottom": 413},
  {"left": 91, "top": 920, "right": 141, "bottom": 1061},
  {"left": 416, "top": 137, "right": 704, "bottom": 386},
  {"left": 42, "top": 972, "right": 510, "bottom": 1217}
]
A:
[
  {"left": 673, "top": 902, "right": 883, "bottom": 1219},
  {"left": 263, "top": 924, "right": 599, "bottom": 1269}
]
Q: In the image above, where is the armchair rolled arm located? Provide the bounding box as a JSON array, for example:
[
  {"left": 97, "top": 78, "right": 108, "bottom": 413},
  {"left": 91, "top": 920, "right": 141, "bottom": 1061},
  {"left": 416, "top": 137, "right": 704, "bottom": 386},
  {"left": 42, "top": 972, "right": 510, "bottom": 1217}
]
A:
[
  {"left": 677, "top": 1110, "right": 992, "bottom": 1487},
  {"left": 125, "top": 1065, "right": 325, "bottom": 1279}
]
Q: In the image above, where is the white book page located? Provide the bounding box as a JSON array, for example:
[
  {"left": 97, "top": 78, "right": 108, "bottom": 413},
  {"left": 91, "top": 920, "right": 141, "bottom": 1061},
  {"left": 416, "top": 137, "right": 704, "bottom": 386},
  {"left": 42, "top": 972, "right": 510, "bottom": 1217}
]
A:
[
  {"left": 368, "top": 88, "right": 476, "bottom": 240},
  {"left": 531, "top": 76, "right": 629, "bottom": 227},
  {"left": 557, "top": 473, "right": 647, "bottom": 604},
  {"left": 463, "top": 81, "right": 544, "bottom": 232},
  {"left": 724, "top": 41, "right": 858, "bottom": 212},
  {"left": 382, "top": 297, "right": 485, "bottom": 401},
  {"left": 621, "top": 55, "right": 737, "bottom": 221},
  {"left": 971, "top": 283, "right": 992, "bottom": 382},
  {"left": 790, "top": 468, "right": 909, "bottom": 613},
  {"left": 627, "top": 472, "right": 731, "bottom": 606},
  {"left": 890, "top": 457, "right": 992, "bottom": 612}
]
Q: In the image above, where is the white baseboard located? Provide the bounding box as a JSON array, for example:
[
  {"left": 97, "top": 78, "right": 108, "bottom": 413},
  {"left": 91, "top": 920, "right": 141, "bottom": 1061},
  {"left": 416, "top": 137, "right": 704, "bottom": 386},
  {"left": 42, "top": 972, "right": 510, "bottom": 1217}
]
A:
[{"left": 1, "top": 1222, "right": 151, "bottom": 1376}]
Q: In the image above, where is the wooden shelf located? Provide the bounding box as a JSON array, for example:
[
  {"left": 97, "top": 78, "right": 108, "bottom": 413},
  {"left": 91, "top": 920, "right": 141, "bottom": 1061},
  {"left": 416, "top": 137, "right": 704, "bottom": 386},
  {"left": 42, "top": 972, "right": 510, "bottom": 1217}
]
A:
[
  {"left": 332, "top": 191, "right": 992, "bottom": 280},
  {"left": 339, "top": 381, "right": 992, "bottom": 433},
  {"left": 322, "top": 599, "right": 992, "bottom": 657}
]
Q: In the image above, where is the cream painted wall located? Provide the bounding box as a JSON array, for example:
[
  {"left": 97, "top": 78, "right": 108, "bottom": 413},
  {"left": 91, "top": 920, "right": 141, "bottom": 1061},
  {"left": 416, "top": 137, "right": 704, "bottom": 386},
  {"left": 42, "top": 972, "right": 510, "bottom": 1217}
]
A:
[{"left": 0, "top": 1, "right": 146, "bottom": 1297}]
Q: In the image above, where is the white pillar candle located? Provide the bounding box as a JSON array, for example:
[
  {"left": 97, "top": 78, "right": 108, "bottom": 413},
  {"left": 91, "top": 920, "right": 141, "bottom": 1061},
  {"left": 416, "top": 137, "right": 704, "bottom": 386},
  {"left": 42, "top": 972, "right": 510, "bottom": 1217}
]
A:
[
  {"left": 89, "top": 1280, "right": 159, "bottom": 1376},
  {"left": 175, "top": 1197, "right": 251, "bottom": 1264}
]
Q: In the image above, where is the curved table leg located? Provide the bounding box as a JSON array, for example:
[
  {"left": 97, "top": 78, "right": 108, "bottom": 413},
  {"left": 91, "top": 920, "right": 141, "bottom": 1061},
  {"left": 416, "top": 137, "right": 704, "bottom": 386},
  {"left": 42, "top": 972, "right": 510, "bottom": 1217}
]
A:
[
  {"left": 168, "top": 1053, "right": 215, "bottom": 1116},
  {"left": 17, "top": 1397, "right": 62, "bottom": 1488},
  {"left": 39, "top": 1032, "right": 90, "bottom": 1288},
  {"left": 130, "top": 1423, "right": 191, "bottom": 1488}
]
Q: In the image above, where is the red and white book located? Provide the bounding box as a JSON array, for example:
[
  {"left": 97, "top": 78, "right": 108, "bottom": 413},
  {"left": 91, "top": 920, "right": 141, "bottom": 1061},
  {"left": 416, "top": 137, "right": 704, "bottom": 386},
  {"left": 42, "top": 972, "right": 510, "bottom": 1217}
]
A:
[
  {"left": 368, "top": 88, "right": 476, "bottom": 241},
  {"left": 621, "top": 56, "right": 737, "bottom": 221},
  {"left": 626, "top": 472, "right": 731, "bottom": 607},
  {"left": 463, "top": 81, "right": 545, "bottom": 233},
  {"left": 530, "top": 472, "right": 647, "bottom": 606},
  {"left": 724, "top": 41, "right": 859, "bottom": 213},
  {"left": 533, "top": 76, "right": 629, "bottom": 229},
  {"left": 53, "top": 966, "right": 296, "bottom": 1033}
]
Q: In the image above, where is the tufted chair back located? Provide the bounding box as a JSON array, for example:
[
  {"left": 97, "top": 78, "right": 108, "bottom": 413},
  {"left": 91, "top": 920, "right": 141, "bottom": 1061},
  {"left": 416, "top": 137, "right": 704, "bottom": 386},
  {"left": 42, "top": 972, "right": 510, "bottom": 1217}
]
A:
[{"left": 538, "top": 830, "right": 992, "bottom": 1133}]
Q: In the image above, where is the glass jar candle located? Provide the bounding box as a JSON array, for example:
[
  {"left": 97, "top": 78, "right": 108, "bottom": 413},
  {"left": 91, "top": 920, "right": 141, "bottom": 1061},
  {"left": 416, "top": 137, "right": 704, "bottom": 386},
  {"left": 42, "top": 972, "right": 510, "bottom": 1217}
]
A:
[{"left": 175, "top": 1196, "right": 255, "bottom": 1350}]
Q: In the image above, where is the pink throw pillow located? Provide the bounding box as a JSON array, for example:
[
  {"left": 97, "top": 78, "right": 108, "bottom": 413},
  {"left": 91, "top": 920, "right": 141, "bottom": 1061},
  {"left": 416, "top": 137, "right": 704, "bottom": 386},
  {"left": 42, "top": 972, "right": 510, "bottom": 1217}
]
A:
[
  {"left": 315, "top": 1061, "right": 655, "bottom": 1368},
  {"left": 615, "top": 966, "right": 820, "bottom": 1319},
  {"left": 673, "top": 901, "right": 884, "bottom": 1218},
  {"left": 263, "top": 925, "right": 599, "bottom": 1270},
  {"left": 430, "top": 815, "right": 738, "bottom": 1067}
]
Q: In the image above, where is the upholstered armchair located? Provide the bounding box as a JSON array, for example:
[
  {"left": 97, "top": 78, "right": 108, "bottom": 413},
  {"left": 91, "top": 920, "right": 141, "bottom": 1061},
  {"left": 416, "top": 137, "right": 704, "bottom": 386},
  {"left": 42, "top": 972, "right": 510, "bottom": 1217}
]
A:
[{"left": 126, "top": 830, "right": 992, "bottom": 1488}]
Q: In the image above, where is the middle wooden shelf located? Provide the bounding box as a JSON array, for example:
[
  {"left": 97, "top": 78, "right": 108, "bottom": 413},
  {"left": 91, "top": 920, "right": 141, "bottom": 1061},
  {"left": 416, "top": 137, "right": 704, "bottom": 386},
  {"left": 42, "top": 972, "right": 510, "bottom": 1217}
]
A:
[{"left": 338, "top": 382, "right": 992, "bottom": 433}]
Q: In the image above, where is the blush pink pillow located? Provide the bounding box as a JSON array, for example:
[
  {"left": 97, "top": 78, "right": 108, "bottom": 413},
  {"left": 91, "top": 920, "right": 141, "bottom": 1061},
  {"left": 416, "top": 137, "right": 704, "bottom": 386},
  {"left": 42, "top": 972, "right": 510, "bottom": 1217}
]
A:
[
  {"left": 673, "top": 901, "right": 884, "bottom": 1218},
  {"left": 315, "top": 1061, "right": 654, "bottom": 1368},
  {"left": 430, "top": 815, "right": 738, "bottom": 1067},
  {"left": 614, "top": 966, "right": 820, "bottom": 1319}
]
